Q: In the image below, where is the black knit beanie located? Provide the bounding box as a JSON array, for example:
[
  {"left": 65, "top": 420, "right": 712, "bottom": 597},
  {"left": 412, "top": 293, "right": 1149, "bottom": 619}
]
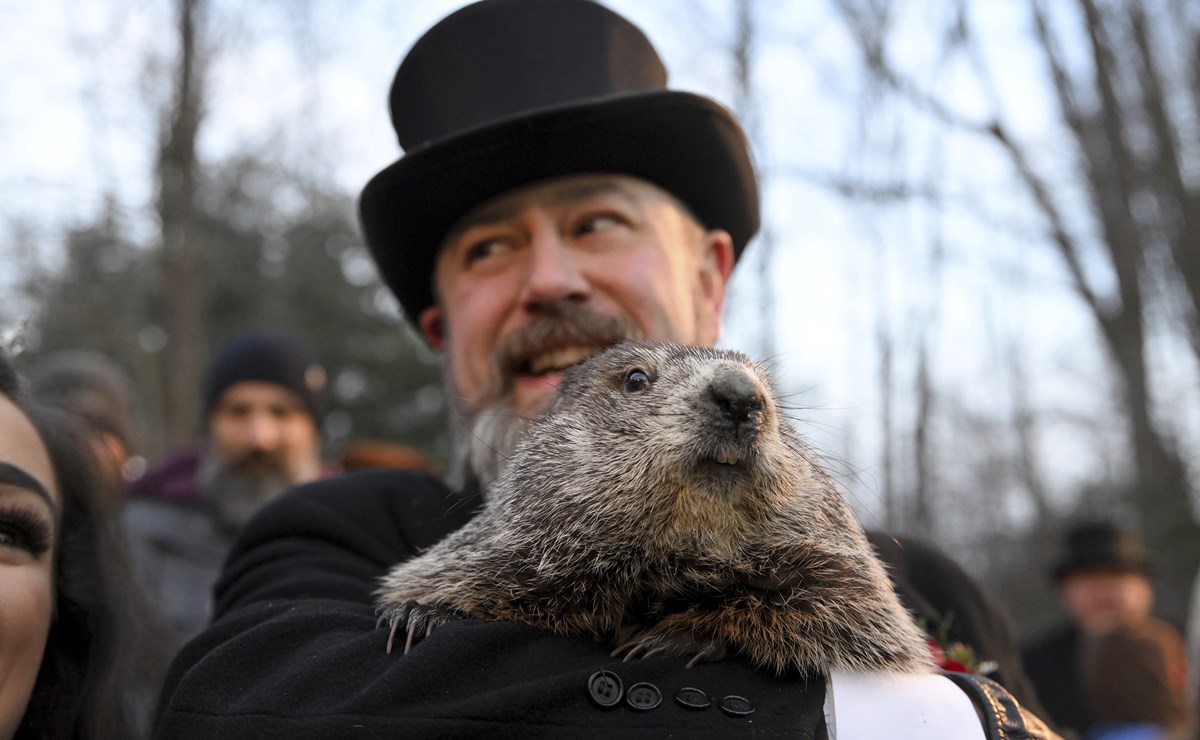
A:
[{"left": 203, "top": 330, "right": 326, "bottom": 423}]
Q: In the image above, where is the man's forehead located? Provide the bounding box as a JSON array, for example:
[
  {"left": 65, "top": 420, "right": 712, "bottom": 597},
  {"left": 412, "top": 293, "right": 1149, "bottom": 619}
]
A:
[{"left": 213, "top": 381, "right": 306, "bottom": 410}]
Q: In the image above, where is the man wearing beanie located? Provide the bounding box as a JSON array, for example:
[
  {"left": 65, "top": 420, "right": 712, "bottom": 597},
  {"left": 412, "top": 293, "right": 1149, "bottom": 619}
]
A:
[{"left": 125, "top": 328, "right": 327, "bottom": 651}]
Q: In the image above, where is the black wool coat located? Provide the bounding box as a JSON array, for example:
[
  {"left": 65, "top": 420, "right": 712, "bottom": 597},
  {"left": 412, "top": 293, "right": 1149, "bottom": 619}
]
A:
[{"left": 152, "top": 469, "right": 1038, "bottom": 739}]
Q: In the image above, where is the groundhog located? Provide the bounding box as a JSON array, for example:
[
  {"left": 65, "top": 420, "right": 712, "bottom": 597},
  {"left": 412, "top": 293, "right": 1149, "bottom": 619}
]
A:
[{"left": 376, "top": 341, "right": 933, "bottom": 676}]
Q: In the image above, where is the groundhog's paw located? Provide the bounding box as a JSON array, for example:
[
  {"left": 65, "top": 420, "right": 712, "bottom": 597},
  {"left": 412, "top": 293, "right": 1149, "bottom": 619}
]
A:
[
  {"left": 611, "top": 631, "right": 729, "bottom": 668},
  {"left": 375, "top": 600, "right": 465, "bottom": 655}
]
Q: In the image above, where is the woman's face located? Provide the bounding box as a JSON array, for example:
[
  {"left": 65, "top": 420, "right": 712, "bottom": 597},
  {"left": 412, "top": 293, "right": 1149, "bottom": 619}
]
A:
[{"left": 0, "top": 395, "right": 58, "bottom": 740}]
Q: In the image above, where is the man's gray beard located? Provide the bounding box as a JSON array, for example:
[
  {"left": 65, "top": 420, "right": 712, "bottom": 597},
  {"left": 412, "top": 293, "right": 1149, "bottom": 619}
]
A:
[
  {"left": 446, "top": 381, "right": 532, "bottom": 494},
  {"left": 197, "top": 454, "right": 294, "bottom": 534},
  {"left": 443, "top": 305, "right": 643, "bottom": 494}
]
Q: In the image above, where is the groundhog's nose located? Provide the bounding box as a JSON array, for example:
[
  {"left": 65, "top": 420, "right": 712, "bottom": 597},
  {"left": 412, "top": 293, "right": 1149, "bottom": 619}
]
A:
[{"left": 710, "top": 366, "right": 764, "bottom": 432}]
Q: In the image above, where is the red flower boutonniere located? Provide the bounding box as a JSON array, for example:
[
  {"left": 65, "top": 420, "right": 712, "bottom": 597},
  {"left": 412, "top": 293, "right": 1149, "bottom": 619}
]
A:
[{"left": 921, "top": 616, "right": 999, "bottom": 676}]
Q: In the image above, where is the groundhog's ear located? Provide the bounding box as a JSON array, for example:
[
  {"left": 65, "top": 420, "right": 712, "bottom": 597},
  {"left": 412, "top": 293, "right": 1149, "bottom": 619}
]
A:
[
  {"left": 553, "top": 364, "right": 582, "bottom": 399},
  {"left": 548, "top": 360, "right": 592, "bottom": 411},
  {"left": 544, "top": 389, "right": 567, "bottom": 413}
]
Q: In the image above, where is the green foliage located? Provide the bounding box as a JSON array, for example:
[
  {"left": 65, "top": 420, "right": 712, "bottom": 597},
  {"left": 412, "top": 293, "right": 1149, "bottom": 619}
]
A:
[{"left": 16, "top": 154, "right": 449, "bottom": 467}]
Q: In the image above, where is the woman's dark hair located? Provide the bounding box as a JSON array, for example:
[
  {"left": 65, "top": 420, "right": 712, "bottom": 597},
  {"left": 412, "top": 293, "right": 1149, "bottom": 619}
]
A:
[{"left": 3, "top": 348, "right": 169, "bottom": 739}]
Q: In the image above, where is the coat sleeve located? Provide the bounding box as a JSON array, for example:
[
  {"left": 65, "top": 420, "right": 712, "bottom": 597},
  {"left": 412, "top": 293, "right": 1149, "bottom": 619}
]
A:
[
  {"left": 208, "top": 469, "right": 475, "bottom": 614},
  {"left": 866, "top": 530, "right": 1046, "bottom": 717},
  {"left": 152, "top": 471, "right": 829, "bottom": 739}
]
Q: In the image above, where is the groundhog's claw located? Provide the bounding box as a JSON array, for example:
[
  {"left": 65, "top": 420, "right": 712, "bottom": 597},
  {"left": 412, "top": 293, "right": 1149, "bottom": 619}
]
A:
[
  {"left": 377, "top": 600, "right": 464, "bottom": 655},
  {"left": 611, "top": 632, "right": 728, "bottom": 667},
  {"left": 684, "top": 646, "right": 721, "bottom": 668}
]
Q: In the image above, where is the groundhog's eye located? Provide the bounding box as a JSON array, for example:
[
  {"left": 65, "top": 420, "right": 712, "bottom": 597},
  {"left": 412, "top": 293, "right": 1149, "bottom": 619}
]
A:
[{"left": 623, "top": 368, "right": 651, "bottom": 395}]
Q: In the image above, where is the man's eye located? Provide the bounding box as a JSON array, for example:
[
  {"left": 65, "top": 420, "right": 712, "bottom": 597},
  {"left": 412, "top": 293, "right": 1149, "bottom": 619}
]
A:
[
  {"left": 465, "top": 238, "right": 509, "bottom": 264},
  {"left": 577, "top": 214, "right": 621, "bottom": 235}
]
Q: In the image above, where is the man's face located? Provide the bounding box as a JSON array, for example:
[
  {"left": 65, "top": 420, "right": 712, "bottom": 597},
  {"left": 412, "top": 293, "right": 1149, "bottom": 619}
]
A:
[
  {"left": 205, "top": 381, "right": 321, "bottom": 527},
  {"left": 209, "top": 381, "right": 320, "bottom": 477},
  {"left": 1059, "top": 568, "right": 1154, "bottom": 634},
  {"left": 419, "top": 174, "right": 734, "bottom": 424}
]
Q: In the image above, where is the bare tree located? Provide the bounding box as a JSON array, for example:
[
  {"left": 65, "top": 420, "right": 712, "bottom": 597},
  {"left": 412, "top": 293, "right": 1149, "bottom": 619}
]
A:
[
  {"left": 1013, "top": 0, "right": 1199, "bottom": 619},
  {"left": 156, "top": 0, "right": 207, "bottom": 445},
  {"left": 830, "top": 0, "right": 1200, "bottom": 620},
  {"left": 730, "top": 0, "right": 778, "bottom": 361}
]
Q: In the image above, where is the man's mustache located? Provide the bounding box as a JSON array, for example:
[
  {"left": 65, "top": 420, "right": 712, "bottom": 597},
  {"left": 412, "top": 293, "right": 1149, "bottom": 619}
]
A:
[
  {"left": 486, "top": 307, "right": 642, "bottom": 401},
  {"left": 226, "top": 448, "right": 286, "bottom": 475},
  {"left": 447, "top": 306, "right": 642, "bottom": 490}
]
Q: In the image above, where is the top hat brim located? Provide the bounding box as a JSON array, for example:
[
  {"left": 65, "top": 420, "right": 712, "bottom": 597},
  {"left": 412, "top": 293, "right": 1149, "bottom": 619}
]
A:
[
  {"left": 359, "top": 89, "right": 759, "bottom": 326},
  {"left": 1053, "top": 553, "right": 1153, "bottom": 581},
  {"left": 1053, "top": 559, "right": 1152, "bottom": 581}
]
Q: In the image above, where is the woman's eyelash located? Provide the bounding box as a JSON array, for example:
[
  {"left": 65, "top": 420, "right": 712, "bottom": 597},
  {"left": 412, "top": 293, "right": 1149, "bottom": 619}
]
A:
[{"left": 0, "top": 504, "right": 53, "bottom": 557}]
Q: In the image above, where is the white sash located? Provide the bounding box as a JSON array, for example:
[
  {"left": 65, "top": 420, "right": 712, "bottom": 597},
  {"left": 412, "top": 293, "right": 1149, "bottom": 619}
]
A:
[{"left": 824, "top": 669, "right": 986, "bottom": 739}]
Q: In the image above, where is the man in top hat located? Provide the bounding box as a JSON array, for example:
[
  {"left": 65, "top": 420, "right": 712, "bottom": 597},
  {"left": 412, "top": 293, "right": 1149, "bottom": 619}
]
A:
[
  {"left": 1022, "top": 520, "right": 1192, "bottom": 737},
  {"left": 153, "top": 2, "right": 1054, "bottom": 736},
  {"left": 124, "top": 328, "right": 328, "bottom": 651}
]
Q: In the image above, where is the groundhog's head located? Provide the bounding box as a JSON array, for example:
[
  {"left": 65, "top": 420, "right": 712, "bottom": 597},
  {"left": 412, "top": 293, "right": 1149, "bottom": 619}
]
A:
[{"left": 499, "top": 341, "right": 832, "bottom": 556}]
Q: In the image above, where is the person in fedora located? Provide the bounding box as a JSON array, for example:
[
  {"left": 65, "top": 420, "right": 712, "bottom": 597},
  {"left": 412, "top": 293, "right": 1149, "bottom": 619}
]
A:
[
  {"left": 1022, "top": 520, "right": 1192, "bottom": 737},
  {"left": 152, "top": 2, "right": 1057, "bottom": 737}
]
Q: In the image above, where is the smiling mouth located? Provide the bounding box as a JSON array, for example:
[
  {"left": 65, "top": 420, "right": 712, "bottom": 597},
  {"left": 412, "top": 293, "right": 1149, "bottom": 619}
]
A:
[{"left": 517, "top": 344, "right": 610, "bottom": 377}]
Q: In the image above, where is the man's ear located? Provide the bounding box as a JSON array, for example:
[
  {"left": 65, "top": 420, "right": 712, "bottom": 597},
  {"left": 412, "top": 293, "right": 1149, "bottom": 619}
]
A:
[
  {"left": 697, "top": 229, "right": 735, "bottom": 343},
  {"left": 418, "top": 305, "right": 446, "bottom": 350}
]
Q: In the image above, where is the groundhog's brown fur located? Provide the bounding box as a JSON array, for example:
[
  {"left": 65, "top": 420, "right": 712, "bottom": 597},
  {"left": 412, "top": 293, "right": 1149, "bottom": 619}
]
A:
[{"left": 376, "top": 341, "right": 933, "bottom": 676}]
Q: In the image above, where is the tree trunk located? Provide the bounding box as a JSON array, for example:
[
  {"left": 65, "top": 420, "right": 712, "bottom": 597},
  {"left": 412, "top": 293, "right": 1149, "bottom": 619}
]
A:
[
  {"left": 730, "top": 0, "right": 776, "bottom": 360},
  {"left": 156, "top": 0, "right": 206, "bottom": 446},
  {"left": 1029, "top": 0, "right": 1200, "bottom": 621}
]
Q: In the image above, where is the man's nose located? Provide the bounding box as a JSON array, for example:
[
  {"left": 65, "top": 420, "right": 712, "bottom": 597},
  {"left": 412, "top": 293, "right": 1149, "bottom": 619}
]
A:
[
  {"left": 240, "top": 412, "right": 282, "bottom": 451},
  {"left": 519, "top": 226, "right": 590, "bottom": 313}
]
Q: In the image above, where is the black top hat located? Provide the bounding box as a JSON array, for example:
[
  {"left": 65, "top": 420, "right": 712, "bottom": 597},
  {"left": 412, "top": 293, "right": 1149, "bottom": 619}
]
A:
[
  {"left": 359, "top": 0, "right": 760, "bottom": 325},
  {"left": 1052, "top": 520, "right": 1153, "bottom": 581}
]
